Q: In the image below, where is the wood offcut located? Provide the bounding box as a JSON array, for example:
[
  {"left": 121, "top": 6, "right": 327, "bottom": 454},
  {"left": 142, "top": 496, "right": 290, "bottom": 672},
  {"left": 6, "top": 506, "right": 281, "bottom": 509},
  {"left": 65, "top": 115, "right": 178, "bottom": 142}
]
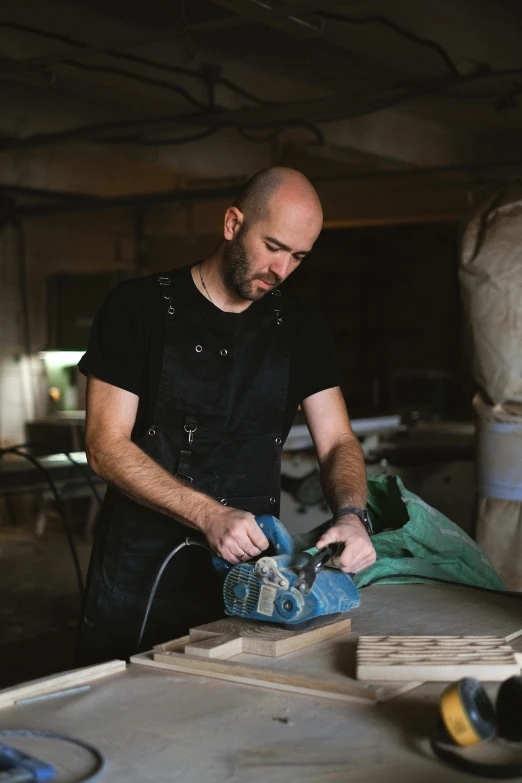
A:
[
  {"left": 0, "top": 660, "right": 126, "bottom": 710},
  {"left": 161, "top": 615, "right": 352, "bottom": 659},
  {"left": 133, "top": 617, "right": 423, "bottom": 704}
]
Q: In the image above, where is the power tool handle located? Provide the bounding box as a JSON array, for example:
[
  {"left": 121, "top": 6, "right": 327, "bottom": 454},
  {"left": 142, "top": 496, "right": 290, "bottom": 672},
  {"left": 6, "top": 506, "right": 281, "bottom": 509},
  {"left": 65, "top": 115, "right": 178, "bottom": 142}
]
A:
[
  {"left": 255, "top": 514, "right": 294, "bottom": 555},
  {"left": 294, "top": 542, "right": 346, "bottom": 593},
  {"left": 212, "top": 514, "right": 294, "bottom": 574}
]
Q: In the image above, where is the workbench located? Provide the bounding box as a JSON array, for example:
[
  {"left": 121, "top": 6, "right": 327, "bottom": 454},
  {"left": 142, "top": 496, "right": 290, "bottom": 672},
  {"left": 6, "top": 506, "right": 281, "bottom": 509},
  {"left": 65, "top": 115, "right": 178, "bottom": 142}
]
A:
[
  {"left": 0, "top": 451, "right": 105, "bottom": 536},
  {"left": 1, "top": 585, "right": 522, "bottom": 782}
]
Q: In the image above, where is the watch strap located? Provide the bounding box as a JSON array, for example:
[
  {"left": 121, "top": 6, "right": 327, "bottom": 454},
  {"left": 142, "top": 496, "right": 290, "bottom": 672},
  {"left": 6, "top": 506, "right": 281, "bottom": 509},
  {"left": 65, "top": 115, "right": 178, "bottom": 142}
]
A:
[{"left": 333, "top": 506, "right": 374, "bottom": 536}]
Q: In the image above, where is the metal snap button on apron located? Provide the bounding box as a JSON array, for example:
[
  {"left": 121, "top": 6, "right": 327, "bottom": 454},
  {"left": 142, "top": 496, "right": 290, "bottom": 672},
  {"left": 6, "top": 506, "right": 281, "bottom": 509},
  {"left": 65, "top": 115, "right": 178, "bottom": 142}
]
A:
[
  {"left": 270, "top": 497, "right": 276, "bottom": 504},
  {"left": 220, "top": 348, "right": 228, "bottom": 357},
  {"left": 195, "top": 345, "right": 203, "bottom": 353},
  {"left": 148, "top": 428, "right": 156, "bottom": 436},
  {"left": 220, "top": 498, "right": 227, "bottom": 505},
  {"left": 275, "top": 437, "right": 282, "bottom": 444}
]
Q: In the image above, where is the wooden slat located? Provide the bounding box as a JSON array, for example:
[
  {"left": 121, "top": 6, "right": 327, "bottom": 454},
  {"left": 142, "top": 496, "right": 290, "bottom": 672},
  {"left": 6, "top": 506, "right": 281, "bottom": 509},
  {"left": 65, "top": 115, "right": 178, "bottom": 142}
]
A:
[
  {"left": 153, "top": 635, "right": 191, "bottom": 653},
  {"left": 0, "top": 660, "right": 126, "bottom": 710},
  {"left": 130, "top": 650, "right": 381, "bottom": 703}
]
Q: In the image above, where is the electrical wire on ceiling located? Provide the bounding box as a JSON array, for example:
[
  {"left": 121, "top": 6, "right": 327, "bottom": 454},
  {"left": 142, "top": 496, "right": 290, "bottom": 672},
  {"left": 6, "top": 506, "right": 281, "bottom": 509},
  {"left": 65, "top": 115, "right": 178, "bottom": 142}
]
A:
[
  {"left": 303, "top": 123, "right": 325, "bottom": 145},
  {"left": 107, "top": 50, "right": 272, "bottom": 106},
  {"left": 0, "top": 16, "right": 463, "bottom": 103},
  {"left": 236, "top": 126, "right": 282, "bottom": 143},
  {"left": 101, "top": 127, "right": 222, "bottom": 145},
  {"left": 0, "top": 20, "right": 88, "bottom": 49},
  {"left": 0, "top": 21, "right": 275, "bottom": 107},
  {"left": 312, "top": 10, "right": 460, "bottom": 77},
  {"left": 2, "top": 67, "right": 522, "bottom": 157},
  {"left": 0, "top": 66, "right": 515, "bottom": 156},
  {"left": 236, "top": 123, "right": 324, "bottom": 145},
  {"left": 60, "top": 59, "right": 210, "bottom": 111},
  {"left": 0, "top": 77, "right": 453, "bottom": 152},
  {"left": 2, "top": 19, "right": 522, "bottom": 152},
  {"left": 103, "top": 122, "right": 324, "bottom": 147},
  {"left": 12, "top": 157, "right": 522, "bottom": 220}
]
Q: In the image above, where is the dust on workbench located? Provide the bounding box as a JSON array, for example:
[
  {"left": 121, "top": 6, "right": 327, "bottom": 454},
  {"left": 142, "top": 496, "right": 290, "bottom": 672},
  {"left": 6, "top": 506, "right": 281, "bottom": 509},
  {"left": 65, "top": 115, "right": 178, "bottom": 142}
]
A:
[{"left": 0, "top": 508, "right": 92, "bottom": 689}]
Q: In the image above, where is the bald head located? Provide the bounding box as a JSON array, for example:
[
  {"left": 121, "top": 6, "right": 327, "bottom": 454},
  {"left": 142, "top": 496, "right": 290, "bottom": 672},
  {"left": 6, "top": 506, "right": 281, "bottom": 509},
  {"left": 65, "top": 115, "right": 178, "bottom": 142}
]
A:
[
  {"left": 233, "top": 167, "right": 323, "bottom": 228},
  {"left": 219, "top": 167, "right": 323, "bottom": 304}
]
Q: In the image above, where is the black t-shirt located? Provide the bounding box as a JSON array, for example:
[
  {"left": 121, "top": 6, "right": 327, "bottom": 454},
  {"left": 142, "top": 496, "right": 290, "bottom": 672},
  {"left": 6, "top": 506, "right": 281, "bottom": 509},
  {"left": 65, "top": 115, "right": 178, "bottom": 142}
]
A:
[{"left": 78, "top": 264, "right": 341, "bottom": 443}]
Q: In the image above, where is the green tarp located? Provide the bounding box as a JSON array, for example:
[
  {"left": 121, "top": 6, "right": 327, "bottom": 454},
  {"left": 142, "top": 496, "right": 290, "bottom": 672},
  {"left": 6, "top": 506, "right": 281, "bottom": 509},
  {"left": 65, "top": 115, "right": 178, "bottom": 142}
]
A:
[{"left": 295, "top": 474, "right": 506, "bottom": 591}]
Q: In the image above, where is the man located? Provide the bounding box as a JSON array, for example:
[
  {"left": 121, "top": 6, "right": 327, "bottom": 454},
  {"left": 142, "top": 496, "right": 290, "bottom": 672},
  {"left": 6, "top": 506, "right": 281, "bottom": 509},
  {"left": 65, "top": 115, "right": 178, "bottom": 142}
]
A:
[{"left": 77, "top": 167, "right": 376, "bottom": 664}]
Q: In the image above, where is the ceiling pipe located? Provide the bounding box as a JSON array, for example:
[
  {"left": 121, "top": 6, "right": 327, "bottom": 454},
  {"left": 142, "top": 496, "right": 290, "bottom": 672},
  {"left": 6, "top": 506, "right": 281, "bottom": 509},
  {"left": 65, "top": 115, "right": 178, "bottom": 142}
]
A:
[{"left": 12, "top": 158, "right": 522, "bottom": 219}]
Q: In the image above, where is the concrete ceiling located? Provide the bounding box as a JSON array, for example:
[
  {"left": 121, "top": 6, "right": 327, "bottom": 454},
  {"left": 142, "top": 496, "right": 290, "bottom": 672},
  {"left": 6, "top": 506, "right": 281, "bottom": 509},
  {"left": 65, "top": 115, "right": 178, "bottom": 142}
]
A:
[{"left": 2, "top": 0, "right": 522, "bottom": 206}]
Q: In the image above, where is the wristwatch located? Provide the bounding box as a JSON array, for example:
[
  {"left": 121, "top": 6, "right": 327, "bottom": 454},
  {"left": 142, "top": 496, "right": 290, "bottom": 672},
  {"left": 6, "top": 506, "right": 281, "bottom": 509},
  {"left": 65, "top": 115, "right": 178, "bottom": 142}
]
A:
[{"left": 333, "top": 506, "right": 374, "bottom": 537}]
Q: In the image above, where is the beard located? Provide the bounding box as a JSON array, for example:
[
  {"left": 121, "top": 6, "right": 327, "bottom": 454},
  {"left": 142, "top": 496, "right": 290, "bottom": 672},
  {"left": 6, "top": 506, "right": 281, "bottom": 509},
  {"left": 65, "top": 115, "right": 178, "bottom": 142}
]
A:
[{"left": 223, "top": 227, "right": 281, "bottom": 301}]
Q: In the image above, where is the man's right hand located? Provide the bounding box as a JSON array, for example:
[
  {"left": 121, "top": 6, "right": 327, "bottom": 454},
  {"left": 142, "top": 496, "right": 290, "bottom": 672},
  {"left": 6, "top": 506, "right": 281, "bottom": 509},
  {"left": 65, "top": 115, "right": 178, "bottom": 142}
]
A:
[{"left": 201, "top": 508, "right": 270, "bottom": 564}]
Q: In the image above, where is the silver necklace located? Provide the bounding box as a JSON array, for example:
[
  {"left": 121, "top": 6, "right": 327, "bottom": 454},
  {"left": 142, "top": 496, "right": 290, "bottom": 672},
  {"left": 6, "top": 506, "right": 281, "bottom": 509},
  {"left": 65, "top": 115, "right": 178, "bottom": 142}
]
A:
[{"left": 199, "top": 263, "right": 214, "bottom": 305}]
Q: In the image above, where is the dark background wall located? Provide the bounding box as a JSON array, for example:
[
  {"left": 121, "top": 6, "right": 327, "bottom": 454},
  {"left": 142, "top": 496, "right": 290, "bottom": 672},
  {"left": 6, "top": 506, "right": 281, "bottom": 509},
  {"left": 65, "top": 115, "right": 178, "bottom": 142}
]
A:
[
  {"left": 284, "top": 222, "right": 471, "bottom": 419},
  {"left": 37, "top": 218, "right": 472, "bottom": 421}
]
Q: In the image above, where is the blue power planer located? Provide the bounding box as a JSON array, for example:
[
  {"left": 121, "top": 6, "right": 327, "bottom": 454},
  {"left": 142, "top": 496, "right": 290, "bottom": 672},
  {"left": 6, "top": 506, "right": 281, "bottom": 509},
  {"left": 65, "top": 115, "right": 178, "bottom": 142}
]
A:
[{"left": 213, "top": 515, "right": 360, "bottom": 626}]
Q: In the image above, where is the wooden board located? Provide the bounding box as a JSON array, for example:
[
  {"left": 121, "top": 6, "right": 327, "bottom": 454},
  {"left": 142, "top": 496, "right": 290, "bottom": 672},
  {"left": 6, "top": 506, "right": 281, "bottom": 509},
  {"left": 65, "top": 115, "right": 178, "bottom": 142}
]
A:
[
  {"left": 132, "top": 647, "right": 422, "bottom": 704},
  {"left": 175, "top": 616, "right": 352, "bottom": 659},
  {"left": 0, "top": 659, "right": 126, "bottom": 710},
  {"left": 357, "top": 636, "right": 521, "bottom": 682},
  {"left": 132, "top": 648, "right": 381, "bottom": 703},
  {"left": 132, "top": 618, "right": 422, "bottom": 705}
]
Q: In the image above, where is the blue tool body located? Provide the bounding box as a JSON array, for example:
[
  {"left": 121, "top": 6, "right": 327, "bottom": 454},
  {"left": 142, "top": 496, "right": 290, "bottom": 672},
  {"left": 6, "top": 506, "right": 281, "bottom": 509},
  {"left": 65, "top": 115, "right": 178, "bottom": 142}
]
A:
[
  {"left": 0, "top": 744, "right": 55, "bottom": 782},
  {"left": 213, "top": 515, "right": 360, "bottom": 625}
]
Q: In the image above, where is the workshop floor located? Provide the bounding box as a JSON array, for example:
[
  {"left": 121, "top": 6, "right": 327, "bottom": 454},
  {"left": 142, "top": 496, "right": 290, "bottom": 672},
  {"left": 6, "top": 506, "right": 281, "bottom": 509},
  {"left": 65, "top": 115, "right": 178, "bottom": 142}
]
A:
[{"left": 0, "top": 510, "right": 93, "bottom": 689}]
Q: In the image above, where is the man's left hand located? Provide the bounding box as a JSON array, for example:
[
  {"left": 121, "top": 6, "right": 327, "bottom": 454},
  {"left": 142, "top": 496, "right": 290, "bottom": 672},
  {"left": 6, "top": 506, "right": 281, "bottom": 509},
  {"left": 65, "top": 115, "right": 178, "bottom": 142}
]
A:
[{"left": 315, "top": 515, "right": 376, "bottom": 574}]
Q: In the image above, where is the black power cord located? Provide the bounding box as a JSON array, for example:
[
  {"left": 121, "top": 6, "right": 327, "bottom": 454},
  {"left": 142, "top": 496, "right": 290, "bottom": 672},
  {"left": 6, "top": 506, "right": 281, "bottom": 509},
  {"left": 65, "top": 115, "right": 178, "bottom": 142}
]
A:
[
  {"left": 0, "top": 729, "right": 105, "bottom": 783},
  {"left": 10, "top": 441, "right": 104, "bottom": 508},
  {"left": 0, "top": 446, "right": 84, "bottom": 601},
  {"left": 136, "top": 537, "right": 212, "bottom": 650},
  {"left": 430, "top": 736, "right": 522, "bottom": 780},
  {"left": 137, "top": 550, "right": 522, "bottom": 654}
]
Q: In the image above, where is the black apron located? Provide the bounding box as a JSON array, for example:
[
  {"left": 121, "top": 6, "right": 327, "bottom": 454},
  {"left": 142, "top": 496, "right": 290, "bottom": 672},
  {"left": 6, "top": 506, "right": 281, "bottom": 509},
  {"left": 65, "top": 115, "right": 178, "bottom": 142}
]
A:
[{"left": 77, "top": 266, "right": 289, "bottom": 663}]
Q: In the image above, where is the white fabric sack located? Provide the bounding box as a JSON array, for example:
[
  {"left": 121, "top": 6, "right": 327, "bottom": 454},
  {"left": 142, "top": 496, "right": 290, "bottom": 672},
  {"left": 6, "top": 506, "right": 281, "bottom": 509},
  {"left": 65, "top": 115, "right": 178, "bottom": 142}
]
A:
[{"left": 460, "top": 185, "right": 522, "bottom": 407}]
